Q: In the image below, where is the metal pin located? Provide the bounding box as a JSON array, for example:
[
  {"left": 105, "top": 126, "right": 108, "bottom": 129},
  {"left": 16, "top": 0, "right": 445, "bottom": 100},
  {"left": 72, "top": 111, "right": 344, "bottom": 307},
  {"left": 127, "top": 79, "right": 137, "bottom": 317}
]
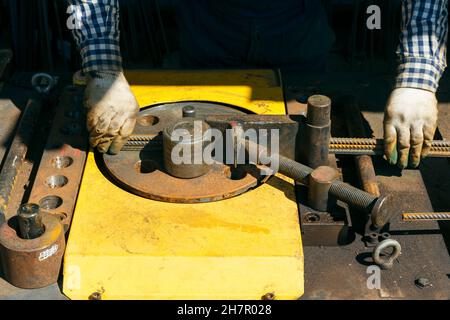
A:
[
  {"left": 182, "top": 105, "right": 196, "bottom": 118},
  {"left": 18, "top": 203, "right": 45, "bottom": 240}
]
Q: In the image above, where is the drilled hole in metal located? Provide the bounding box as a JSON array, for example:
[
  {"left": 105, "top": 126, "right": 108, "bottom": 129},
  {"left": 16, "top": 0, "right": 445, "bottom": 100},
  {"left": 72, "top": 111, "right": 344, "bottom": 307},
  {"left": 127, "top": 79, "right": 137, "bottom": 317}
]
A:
[
  {"left": 305, "top": 213, "right": 320, "bottom": 223},
  {"left": 45, "top": 175, "right": 68, "bottom": 189},
  {"left": 135, "top": 160, "right": 159, "bottom": 174},
  {"left": 39, "top": 196, "right": 63, "bottom": 210},
  {"left": 138, "top": 115, "right": 159, "bottom": 127},
  {"left": 52, "top": 156, "right": 73, "bottom": 169}
]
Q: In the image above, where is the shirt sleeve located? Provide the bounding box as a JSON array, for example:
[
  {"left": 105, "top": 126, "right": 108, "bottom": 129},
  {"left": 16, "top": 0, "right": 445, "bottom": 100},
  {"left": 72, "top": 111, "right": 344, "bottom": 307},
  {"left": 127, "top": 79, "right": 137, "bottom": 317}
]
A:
[
  {"left": 396, "top": 0, "right": 448, "bottom": 92},
  {"left": 69, "top": 0, "right": 122, "bottom": 73}
]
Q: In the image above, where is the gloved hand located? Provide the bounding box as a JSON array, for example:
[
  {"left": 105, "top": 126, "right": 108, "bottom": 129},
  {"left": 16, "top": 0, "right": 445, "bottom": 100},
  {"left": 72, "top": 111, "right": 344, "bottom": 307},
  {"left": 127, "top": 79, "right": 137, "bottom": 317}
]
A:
[
  {"left": 384, "top": 88, "right": 438, "bottom": 169},
  {"left": 85, "top": 71, "right": 139, "bottom": 154}
]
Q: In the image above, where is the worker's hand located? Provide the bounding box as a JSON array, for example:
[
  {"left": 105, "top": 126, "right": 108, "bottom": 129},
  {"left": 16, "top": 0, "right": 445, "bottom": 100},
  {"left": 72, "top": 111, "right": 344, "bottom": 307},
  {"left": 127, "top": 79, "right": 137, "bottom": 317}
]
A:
[
  {"left": 85, "top": 71, "right": 139, "bottom": 154},
  {"left": 384, "top": 88, "right": 438, "bottom": 169}
]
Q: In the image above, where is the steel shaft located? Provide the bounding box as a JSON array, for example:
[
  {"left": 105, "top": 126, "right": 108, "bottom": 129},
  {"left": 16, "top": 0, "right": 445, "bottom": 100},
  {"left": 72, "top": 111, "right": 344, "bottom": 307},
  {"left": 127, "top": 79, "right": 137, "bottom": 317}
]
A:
[
  {"left": 276, "top": 154, "right": 379, "bottom": 212},
  {"left": 301, "top": 95, "right": 332, "bottom": 168}
]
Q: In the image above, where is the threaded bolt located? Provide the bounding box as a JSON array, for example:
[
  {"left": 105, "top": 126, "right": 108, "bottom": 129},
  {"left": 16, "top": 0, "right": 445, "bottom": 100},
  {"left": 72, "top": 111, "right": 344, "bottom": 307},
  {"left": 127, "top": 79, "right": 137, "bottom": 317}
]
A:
[{"left": 329, "top": 180, "right": 377, "bottom": 210}]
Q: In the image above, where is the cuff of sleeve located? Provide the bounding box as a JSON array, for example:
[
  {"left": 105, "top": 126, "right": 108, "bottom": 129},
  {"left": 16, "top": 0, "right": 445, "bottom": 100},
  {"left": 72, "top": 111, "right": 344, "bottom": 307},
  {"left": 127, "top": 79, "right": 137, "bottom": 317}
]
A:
[
  {"left": 395, "top": 57, "right": 446, "bottom": 93},
  {"left": 80, "top": 38, "right": 122, "bottom": 73}
]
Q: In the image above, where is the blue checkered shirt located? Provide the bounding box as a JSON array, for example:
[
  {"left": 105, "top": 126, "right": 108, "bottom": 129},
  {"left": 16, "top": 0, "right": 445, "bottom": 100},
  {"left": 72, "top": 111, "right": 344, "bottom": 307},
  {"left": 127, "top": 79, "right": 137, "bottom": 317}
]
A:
[{"left": 70, "top": 0, "right": 448, "bottom": 92}]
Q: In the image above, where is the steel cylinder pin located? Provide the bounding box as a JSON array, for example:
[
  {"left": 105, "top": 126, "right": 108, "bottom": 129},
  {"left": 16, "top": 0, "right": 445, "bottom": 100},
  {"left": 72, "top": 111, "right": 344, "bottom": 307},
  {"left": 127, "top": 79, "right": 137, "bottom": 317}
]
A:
[
  {"left": 182, "top": 105, "right": 196, "bottom": 118},
  {"left": 301, "top": 95, "right": 331, "bottom": 168},
  {"left": 18, "top": 203, "right": 45, "bottom": 240},
  {"left": 308, "top": 166, "right": 339, "bottom": 212}
]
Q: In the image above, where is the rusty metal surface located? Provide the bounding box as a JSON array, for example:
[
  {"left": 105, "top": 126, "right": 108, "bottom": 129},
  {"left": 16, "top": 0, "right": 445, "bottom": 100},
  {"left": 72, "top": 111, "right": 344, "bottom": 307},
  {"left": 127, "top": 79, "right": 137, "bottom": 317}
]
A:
[
  {"left": 104, "top": 102, "right": 270, "bottom": 203},
  {"left": 355, "top": 155, "right": 381, "bottom": 197},
  {"left": 308, "top": 166, "right": 339, "bottom": 212},
  {"left": 301, "top": 157, "right": 450, "bottom": 300},
  {"left": 0, "top": 99, "right": 42, "bottom": 224},
  {"left": 0, "top": 71, "right": 448, "bottom": 299},
  {"left": 286, "top": 71, "right": 450, "bottom": 300},
  {"left": 26, "top": 86, "right": 88, "bottom": 232},
  {"left": 0, "top": 278, "right": 66, "bottom": 300},
  {"left": 342, "top": 96, "right": 381, "bottom": 197},
  {"left": 438, "top": 103, "right": 450, "bottom": 140},
  {"left": 0, "top": 212, "right": 65, "bottom": 289},
  {"left": 0, "top": 80, "right": 70, "bottom": 300},
  {"left": 0, "top": 100, "right": 21, "bottom": 174}
]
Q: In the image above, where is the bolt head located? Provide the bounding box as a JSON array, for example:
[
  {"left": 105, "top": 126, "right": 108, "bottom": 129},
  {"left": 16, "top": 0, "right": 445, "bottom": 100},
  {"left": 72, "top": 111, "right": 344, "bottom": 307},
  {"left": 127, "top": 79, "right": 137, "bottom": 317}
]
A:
[{"left": 371, "top": 196, "right": 395, "bottom": 229}]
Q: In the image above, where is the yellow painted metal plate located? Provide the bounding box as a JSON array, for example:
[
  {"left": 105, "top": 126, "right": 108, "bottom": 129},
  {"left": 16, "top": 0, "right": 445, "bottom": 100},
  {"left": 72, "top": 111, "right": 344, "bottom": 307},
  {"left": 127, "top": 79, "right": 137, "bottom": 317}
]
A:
[{"left": 63, "top": 70, "right": 303, "bottom": 300}]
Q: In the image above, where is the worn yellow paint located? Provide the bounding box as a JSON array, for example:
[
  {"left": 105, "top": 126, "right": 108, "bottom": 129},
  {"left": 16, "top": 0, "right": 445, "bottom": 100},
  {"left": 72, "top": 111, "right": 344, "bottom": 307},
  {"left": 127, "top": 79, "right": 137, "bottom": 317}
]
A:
[{"left": 63, "top": 69, "right": 304, "bottom": 300}]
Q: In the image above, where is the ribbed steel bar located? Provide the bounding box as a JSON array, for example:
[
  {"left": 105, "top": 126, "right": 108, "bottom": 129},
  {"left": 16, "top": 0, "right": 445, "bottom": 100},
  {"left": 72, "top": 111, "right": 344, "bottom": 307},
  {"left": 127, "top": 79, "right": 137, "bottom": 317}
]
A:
[
  {"left": 402, "top": 212, "right": 450, "bottom": 221},
  {"left": 329, "top": 138, "right": 450, "bottom": 157},
  {"left": 123, "top": 136, "right": 450, "bottom": 157},
  {"left": 0, "top": 99, "right": 42, "bottom": 224}
]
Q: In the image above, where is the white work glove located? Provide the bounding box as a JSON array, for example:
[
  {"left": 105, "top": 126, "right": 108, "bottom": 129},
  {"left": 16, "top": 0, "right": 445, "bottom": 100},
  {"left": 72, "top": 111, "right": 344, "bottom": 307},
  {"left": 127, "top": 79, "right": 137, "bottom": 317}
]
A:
[
  {"left": 384, "top": 88, "right": 438, "bottom": 169},
  {"left": 85, "top": 71, "right": 139, "bottom": 154}
]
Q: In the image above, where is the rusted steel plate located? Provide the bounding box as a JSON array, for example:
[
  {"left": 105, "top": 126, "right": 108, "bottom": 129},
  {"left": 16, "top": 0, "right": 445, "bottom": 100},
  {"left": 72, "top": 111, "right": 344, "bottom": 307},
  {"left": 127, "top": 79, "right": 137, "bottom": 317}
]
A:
[
  {"left": 438, "top": 103, "right": 450, "bottom": 140},
  {"left": 27, "top": 86, "right": 88, "bottom": 232},
  {"left": 104, "top": 102, "right": 270, "bottom": 203},
  {"left": 0, "top": 99, "right": 41, "bottom": 224},
  {"left": 0, "top": 100, "right": 21, "bottom": 166}
]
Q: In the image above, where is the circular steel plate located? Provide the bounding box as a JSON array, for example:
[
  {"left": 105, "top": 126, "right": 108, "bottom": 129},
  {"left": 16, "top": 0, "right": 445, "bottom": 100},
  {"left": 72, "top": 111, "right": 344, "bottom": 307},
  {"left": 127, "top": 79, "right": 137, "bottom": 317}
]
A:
[{"left": 102, "top": 102, "right": 269, "bottom": 203}]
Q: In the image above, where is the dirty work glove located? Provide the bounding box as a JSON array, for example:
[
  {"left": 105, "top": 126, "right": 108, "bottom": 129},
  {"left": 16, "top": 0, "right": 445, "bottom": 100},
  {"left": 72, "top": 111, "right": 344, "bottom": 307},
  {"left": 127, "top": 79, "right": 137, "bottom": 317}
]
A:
[
  {"left": 384, "top": 88, "right": 438, "bottom": 169},
  {"left": 85, "top": 71, "right": 139, "bottom": 154}
]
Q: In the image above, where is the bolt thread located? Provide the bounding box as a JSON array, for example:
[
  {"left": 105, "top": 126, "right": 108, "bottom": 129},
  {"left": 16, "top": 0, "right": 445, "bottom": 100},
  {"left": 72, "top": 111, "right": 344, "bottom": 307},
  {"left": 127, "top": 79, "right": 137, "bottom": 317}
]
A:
[
  {"left": 329, "top": 180, "right": 377, "bottom": 211},
  {"left": 277, "top": 154, "right": 377, "bottom": 212},
  {"left": 277, "top": 155, "right": 313, "bottom": 183}
]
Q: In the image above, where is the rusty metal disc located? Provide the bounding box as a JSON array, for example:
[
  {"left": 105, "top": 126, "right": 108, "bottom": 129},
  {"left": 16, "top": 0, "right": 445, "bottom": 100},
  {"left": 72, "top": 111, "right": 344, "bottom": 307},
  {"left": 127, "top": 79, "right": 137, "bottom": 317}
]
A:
[{"left": 102, "top": 102, "right": 269, "bottom": 203}]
